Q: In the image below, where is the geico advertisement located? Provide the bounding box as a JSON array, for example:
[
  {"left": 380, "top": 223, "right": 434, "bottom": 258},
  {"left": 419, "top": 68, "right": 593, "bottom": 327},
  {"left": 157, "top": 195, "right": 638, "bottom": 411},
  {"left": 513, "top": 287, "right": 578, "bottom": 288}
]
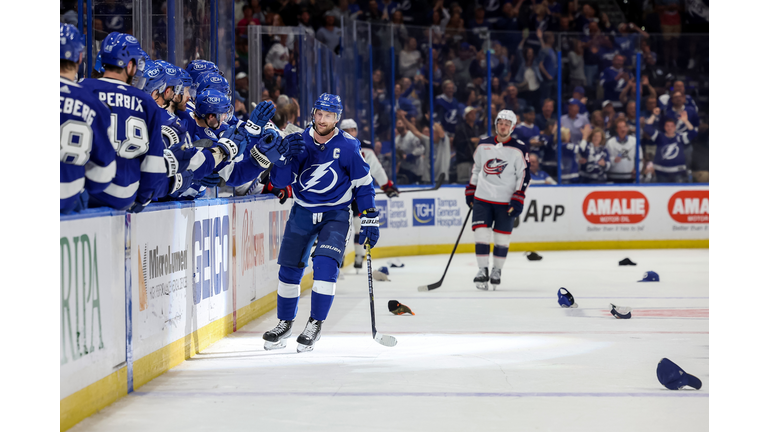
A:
[
  {"left": 233, "top": 198, "right": 285, "bottom": 312},
  {"left": 60, "top": 215, "right": 126, "bottom": 399},
  {"left": 131, "top": 206, "right": 195, "bottom": 360},
  {"left": 372, "top": 185, "right": 707, "bottom": 246},
  {"left": 193, "top": 203, "right": 233, "bottom": 324}
]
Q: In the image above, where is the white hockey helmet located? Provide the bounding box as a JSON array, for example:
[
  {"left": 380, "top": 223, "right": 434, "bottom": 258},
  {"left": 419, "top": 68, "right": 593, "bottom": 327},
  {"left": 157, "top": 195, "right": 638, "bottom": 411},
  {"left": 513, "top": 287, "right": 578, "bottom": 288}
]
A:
[
  {"left": 339, "top": 118, "right": 358, "bottom": 131},
  {"left": 495, "top": 109, "right": 517, "bottom": 127}
]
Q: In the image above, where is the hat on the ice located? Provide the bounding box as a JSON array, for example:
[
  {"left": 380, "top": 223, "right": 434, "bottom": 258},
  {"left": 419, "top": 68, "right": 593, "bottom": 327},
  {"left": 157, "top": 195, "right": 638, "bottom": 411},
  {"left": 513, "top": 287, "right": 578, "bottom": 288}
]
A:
[
  {"left": 387, "top": 258, "right": 405, "bottom": 268},
  {"left": 656, "top": 358, "right": 702, "bottom": 390},
  {"left": 388, "top": 300, "right": 415, "bottom": 315},
  {"left": 558, "top": 288, "right": 578, "bottom": 308},
  {"left": 377, "top": 266, "right": 390, "bottom": 275},
  {"left": 372, "top": 270, "right": 390, "bottom": 281},
  {"left": 526, "top": 251, "right": 543, "bottom": 261},
  {"left": 619, "top": 258, "right": 637, "bottom": 266},
  {"left": 610, "top": 303, "right": 632, "bottom": 319},
  {"left": 638, "top": 271, "right": 659, "bottom": 282}
]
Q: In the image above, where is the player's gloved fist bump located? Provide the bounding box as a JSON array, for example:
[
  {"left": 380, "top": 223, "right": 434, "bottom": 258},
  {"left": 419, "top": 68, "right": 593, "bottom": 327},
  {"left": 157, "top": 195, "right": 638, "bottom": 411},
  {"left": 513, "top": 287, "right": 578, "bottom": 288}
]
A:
[
  {"left": 359, "top": 209, "right": 380, "bottom": 248},
  {"left": 508, "top": 191, "right": 525, "bottom": 218},
  {"left": 263, "top": 182, "right": 293, "bottom": 205},
  {"left": 215, "top": 137, "right": 239, "bottom": 162},
  {"left": 245, "top": 101, "right": 276, "bottom": 136},
  {"left": 381, "top": 180, "right": 399, "bottom": 198},
  {"left": 465, "top": 183, "right": 476, "bottom": 208},
  {"left": 285, "top": 132, "right": 305, "bottom": 157},
  {"left": 253, "top": 129, "right": 291, "bottom": 167},
  {"left": 218, "top": 124, "right": 249, "bottom": 158},
  {"left": 200, "top": 172, "right": 222, "bottom": 188},
  {"left": 169, "top": 170, "right": 194, "bottom": 196}
]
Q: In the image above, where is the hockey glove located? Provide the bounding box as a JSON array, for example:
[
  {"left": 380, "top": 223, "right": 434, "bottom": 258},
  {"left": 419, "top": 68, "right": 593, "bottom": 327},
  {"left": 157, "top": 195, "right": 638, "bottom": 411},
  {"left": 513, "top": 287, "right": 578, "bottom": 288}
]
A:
[
  {"left": 168, "top": 170, "right": 194, "bottom": 197},
  {"left": 251, "top": 129, "right": 291, "bottom": 168},
  {"left": 508, "top": 191, "right": 525, "bottom": 219},
  {"left": 263, "top": 182, "right": 293, "bottom": 205},
  {"left": 127, "top": 198, "right": 151, "bottom": 214},
  {"left": 168, "top": 143, "right": 197, "bottom": 174},
  {"left": 381, "top": 180, "right": 399, "bottom": 198},
  {"left": 214, "top": 136, "right": 239, "bottom": 163},
  {"left": 285, "top": 132, "right": 305, "bottom": 157},
  {"left": 244, "top": 100, "right": 276, "bottom": 136},
  {"left": 218, "top": 124, "right": 249, "bottom": 158},
  {"left": 359, "top": 209, "right": 380, "bottom": 248},
  {"left": 200, "top": 172, "right": 222, "bottom": 188},
  {"left": 465, "top": 183, "right": 476, "bottom": 208}
]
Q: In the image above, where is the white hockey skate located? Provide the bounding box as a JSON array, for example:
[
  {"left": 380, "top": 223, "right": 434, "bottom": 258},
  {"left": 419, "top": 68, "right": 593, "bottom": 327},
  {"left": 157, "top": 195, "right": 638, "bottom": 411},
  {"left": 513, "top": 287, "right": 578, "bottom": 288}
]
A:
[
  {"left": 263, "top": 320, "right": 293, "bottom": 350},
  {"left": 296, "top": 317, "right": 323, "bottom": 353},
  {"left": 489, "top": 268, "right": 501, "bottom": 291},
  {"left": 354, "top": 254, "right": 364, "bottom": 274},
  {"left": 474, "top": 268, "right": 489, "bottom": 291}
]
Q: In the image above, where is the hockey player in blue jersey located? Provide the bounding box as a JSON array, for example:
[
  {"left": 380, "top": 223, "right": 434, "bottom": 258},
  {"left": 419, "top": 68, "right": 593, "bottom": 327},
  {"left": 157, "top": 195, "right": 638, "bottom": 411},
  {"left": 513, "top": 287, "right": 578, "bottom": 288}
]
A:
[
  {"left": 261, "top": 93, "right": 379, "bottom": 352},
  {"left": 60, "top": 23, "right": 116, "bottom": 214},
  {"left": 465, "top": 110, "right": 529, "bottom": 290},
  {"left": 83, "top": 32, "right": 167, "bottom": 212}
]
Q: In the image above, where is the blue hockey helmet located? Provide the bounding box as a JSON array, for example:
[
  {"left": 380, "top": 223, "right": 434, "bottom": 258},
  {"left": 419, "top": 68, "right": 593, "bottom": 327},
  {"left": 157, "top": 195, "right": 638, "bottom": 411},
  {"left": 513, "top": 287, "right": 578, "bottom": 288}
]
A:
[
  {"left": 186, "top": 60, "right": 220, "bottom": 82},
  {"left": 142, "top": 60, "right": 166, "bottom": 95},
  {"left": 98, "top": 32, "right": 147, "bottom": 89},
  {"left": 178, "top": 68, "right": 193, "bottom": 88},
  {"left": 195, "top": 73, "right": 232, "bottom": 100},
  {"left": 313, "top": 93, "right": 343, "bottom": 119},
  {"left": 60, "top": 23, "right": 85, "bottom": 62},
  {"left": 194, "top": 89, "right": 232, "bottom": 127}
]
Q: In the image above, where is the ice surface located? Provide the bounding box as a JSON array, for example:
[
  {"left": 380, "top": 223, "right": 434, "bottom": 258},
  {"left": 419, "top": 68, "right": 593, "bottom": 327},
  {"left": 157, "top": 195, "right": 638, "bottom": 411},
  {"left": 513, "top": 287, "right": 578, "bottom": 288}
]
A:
[{"left": 71, "top": 249, "right": 708, "bottom": 432}]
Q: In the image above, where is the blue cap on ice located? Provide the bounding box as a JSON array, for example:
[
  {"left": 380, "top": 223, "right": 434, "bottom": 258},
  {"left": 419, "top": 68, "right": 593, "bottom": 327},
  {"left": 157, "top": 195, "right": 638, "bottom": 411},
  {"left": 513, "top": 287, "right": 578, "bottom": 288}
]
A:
[
  {"left": 638, "top": 271, "right": 660, "bottom": 282},
  {"left": 656, "top": 358, "right": 702, "bottom": 390},
  {"left": 557, "top": 287, "right": 578, "bottom": 308},
  {"left": 377, "top": 266, "right": 389, "bottom": 275}
]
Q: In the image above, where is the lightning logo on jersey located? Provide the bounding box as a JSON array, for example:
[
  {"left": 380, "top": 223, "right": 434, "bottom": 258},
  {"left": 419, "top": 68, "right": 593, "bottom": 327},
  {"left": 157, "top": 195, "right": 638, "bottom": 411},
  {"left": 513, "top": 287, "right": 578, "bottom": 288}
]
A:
[
  {"left": 299, "top": 161, "right": 338, "bottom": 193},
  {"left": 483, "top": 158, "right": 509, "bottom": 176}
]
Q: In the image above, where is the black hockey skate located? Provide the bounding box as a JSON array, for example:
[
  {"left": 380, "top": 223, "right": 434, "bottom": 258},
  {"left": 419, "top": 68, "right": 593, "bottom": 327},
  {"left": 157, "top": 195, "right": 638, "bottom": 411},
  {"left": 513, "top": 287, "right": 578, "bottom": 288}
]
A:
[
  {"left": 296, "top": 317, "right": 323, "bottom": 353},
  {"left": 474, "top": 267, "right": 489, "bottom": 291},
  {"left": 489, "top": 268, "right": 501, "bottom": 290},
  {"left": 263, "top": 320, "right": 293, "bottom": 350}
]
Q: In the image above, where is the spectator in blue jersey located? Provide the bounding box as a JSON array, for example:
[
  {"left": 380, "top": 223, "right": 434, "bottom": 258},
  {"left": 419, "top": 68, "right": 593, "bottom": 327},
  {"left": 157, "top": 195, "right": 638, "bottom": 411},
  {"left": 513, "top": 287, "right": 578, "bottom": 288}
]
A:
[
  {"left": 378, "top": 0, "right": 399, "bottom": 21},
  {"left": 663, "top": 91, "right": 699, "bottom": 134},
  {"left": 568, "top": 86, "right": 589, "bottom": 115},
  {"left": 577, "top": 124, "right": 611, "bottom": 183},
  {"left": 539, "top": 118, "right": 559, "bottom": 178},
  {"left": 620, "top": 74, "right": 657, "bottom": 107},
  {"left": 454, "top": 106, "right": 481, "bottom": 183},
  {"left": 467, "top": 5, "right": 490, "bottom": 49},
  {"left": 512, "top": 105, "right": 542, "bottom": 156},
  {"left": 494, "top": 1, "right": 523, "bottom": 50},
  {"left": 393, "top": 83, "right": 417, "bottom": 121},
  {"left": 659, "top": 80, "right": 698, "bottom": 112},
  {"left": 599, "top": 54, "right": 629, "bottom": 109},
  {"left": 503, "top": 83, "right": 527, "bottom": 114},
  {"left": 615, "top": 22, "right": 649, "bottom": 63},
  {"left": 561, "top": 100, "right": 589, "bottom": 144},
  {"left": 529, "top": 154, "right": 557, "bottom": 185},
  {"left": 643, "top": 107, "right": 698, "bottom": 183},
  {"left": 536, "top": 29, "right": 558, "bottom": 103},
  {"left": 535, "top": 98, "right": 555, "bottom": 131},
  {"left": 559, "top": 127, "right": 580, "bottom": 184},
  {"left": 435, "top": 80, "right": 460, "bottom": 135}
]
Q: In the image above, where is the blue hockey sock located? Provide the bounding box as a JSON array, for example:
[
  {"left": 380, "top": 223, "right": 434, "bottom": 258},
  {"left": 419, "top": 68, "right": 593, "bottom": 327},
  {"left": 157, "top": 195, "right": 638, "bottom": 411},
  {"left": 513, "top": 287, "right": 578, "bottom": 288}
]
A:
[
  {"left": 277, "top": 295, "right": 300, "bottom": 321},
  {"left": 310, "top": 287, "right": 335, "bottom": 321}
]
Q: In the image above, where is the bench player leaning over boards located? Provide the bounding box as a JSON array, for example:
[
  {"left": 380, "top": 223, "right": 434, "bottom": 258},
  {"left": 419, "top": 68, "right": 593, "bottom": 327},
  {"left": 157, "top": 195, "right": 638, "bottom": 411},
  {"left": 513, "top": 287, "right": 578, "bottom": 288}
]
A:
[
  {"left": 261, "top": 94, "right": 379, "bottom": 353},
  {"left": 465, "top": 110, "right": 530, "bottom": 291}
]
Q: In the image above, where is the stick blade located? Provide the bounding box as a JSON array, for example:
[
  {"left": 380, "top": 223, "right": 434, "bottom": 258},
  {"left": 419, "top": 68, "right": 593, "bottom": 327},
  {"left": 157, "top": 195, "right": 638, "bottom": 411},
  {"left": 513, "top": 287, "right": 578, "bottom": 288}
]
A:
[
  {"left": 417, "top": 281, "right": 441, "bottom": 292},
  {"left": 374, "top": 332, "right": 397, "bottom": 347}
]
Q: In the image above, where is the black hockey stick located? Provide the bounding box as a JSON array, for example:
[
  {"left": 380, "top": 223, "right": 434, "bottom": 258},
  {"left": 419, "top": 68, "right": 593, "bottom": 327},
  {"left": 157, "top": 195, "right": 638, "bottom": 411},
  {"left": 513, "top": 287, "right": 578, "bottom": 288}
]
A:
[
  {"left": 417, "top": 207, "right": 473, "bottom": 292},
  {"left": 375, "top": 172, "right": 446, "bottom": 195},
  {"left": 366, "top": 242, "right": 397, "bottom": 347}
]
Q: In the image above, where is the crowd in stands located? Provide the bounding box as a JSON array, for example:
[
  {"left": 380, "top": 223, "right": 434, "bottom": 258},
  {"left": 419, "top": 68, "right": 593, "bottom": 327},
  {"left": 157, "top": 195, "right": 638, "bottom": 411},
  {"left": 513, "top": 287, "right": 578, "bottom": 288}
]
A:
[{"left": 61, "top": 0, "right": 709, "bottom": 186}]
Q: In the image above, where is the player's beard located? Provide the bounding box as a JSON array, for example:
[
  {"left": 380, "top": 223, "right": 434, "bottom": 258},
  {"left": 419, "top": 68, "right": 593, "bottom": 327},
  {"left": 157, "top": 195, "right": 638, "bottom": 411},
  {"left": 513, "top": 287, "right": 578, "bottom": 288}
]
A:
[{"left": 313, "top": 122, "right": 335, "bottom": 136}]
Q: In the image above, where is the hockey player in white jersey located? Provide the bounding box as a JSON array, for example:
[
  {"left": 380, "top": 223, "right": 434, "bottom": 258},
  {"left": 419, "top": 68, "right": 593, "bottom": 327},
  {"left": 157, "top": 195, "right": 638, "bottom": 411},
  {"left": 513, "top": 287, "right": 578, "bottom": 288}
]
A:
[
  {"left": 261, "top": 94, "right": 379, "bottom": 352},
  {"left": 465, "top": 110, "right": 529, "bottom": 290},
  {"left": 339, "top": 118, "right": 398, "bottom": 271}
]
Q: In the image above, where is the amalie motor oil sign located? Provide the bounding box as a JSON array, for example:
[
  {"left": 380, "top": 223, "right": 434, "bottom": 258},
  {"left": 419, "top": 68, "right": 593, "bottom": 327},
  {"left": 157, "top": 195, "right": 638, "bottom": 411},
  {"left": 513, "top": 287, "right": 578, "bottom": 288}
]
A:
[{"left": 582, "top": 191, "right": 649, "bottom": 224}]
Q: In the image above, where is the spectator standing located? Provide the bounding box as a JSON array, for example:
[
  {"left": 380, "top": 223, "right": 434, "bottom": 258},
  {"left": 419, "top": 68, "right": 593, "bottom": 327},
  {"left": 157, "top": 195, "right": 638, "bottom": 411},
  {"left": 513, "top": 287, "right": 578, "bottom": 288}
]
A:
[
  {"left": 298, "top": 9, "right": 315, "bottom": 38},
  {"left": 535, "top": 98, "right": 555, "bottom": 131},
  {"left": 659, "top": 80, "right": 698, "bottom": 112},
  {"left": 265, "top": 35, "right": 290, "bottom": 72},
  {"left": 494, "top": 1, "right": 523, "bottom": 51},
  {"left": 568, "top": 39, "right": 587, "bottom": 91},
  {"left": 643, "top": 108, "right": 698, "bottom": 183},
  {"left": 399, "top": 37, "right": 422, "bottom": 79},
  {"left": 514, "top": 41, "right": 542, "bottom": 111},
  {"left": 237, "top": 4, "right": 261, "bottom": 38},
  {"left": 599, "top": 54, "right": 629, "bottom": 108},
  {"left": 620, "top": 74, "right": 657, "bottom": 107},
  {"left": 529, "top": 154, "right": 557, "bottom": 185},
  {"left": 399, "top": 114, "right": 449, "bottom": 183},
  {"left": 504, "top": 84, "right": 527, "bottom": 114},
  {"left": 391, "top": 10, "right": 409, "bottom": 52},
  {"left": 605, "top": 119, "right": 641, "bottom": 183},
  {"left": 394, "top": 113, "right": 427, "bottom": 184},
  {"left": 658, "top": 0, "right": 682, "bottom": 69},
  {"left": 512, "top": 106, "right": 542, "bottom": 159},
  {"left": 577, "top": 124, "right": 611, "bottom": 183},
  {"left": 435, "top": 80, "right": 460, "bottom": 135},
  {"left": 664, "top": 90, "right": 699, "bottom": 134},
  {"left": 684, "top": 0, "right": 708, "bottom": 70},
  {"left": 560, "top": 100, "right": 589, "bottom": 144},
  {"left": 454, "top": 107, "right": 481, "bottom": 183},
  {"left": 540, "top": 119, "right": 559, "bottom": 178},
  {"left": 690, "top": 113, "right": 708, "bottom": 182},
  {"left": 393, "top": 83, "right": 417, "bottom": 120},
  {"left": 559, "top": 127, "right": 580, "bottom": 184},
  {"left": 316, "top": 13, "right": 342, "bottom": 52},
  {"left": 537, "top": 29, "right": 557, "bottom": 102},
  {"left": 329, "top": 0, "right": 353, "bottom": 25},
  {"left": 378, "top": 0, "right": 399, "bottom": 21},
  {"left": 568, "top": 86, "right": 589, "bottom": 115}
]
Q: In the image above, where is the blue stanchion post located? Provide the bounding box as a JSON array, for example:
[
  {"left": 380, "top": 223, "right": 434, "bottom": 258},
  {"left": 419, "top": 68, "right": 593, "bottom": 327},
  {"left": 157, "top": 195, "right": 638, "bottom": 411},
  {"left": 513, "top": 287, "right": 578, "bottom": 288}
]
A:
[
  {"left": 635, "top": 52, "right": 641, "bottom": 184},
  {"left": 86, "top": 0, "right": 93, "bottom": 77},
  {"left": 557, "top": 50, "right": 562, "bottom": 184},
  {"left": 486, "top": 48, "right": 492, "bottom": 136},
  {"left": 429, "top": 32, "right": 434, "bottom": 185},
  {"left": 77, "top": 0, "right": 84, "bottom": 34},
  {"left": 167, "top": 0, "right": 175, "bottom": 65},
  {"left": 390, "top": 42, "right": 396, "bottom": 184}
]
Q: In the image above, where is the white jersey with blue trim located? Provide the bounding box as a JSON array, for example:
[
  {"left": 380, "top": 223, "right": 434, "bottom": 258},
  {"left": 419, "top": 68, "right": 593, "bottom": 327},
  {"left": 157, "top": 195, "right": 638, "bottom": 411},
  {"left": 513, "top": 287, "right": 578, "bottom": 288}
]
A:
[{"left": 272, "top": 126, "right": 376, "bottom": 212}]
